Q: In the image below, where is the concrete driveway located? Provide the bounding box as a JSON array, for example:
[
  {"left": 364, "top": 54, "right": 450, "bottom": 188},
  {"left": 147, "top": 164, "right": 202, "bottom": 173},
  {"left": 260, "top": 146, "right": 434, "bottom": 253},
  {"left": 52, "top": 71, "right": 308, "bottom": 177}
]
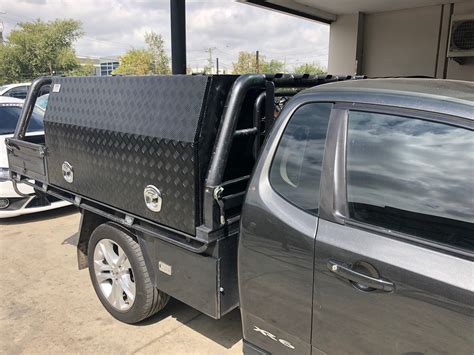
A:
[{"left": 0, "top": 207, "right": 243, "bottom": 354}]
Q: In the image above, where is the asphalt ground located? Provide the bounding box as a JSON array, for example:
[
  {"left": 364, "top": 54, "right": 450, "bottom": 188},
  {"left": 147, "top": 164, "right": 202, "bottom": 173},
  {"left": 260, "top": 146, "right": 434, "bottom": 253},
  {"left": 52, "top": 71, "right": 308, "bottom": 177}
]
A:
[{"left": 0, "top": 207, "right": 243, "bottom": 354}]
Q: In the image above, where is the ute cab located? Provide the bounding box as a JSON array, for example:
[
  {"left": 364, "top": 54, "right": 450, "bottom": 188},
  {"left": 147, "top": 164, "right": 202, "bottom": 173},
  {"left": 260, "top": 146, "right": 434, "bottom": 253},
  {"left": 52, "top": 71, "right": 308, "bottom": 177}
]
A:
[{"left": 239, "top": 78, "right": 474, "bottom": 354}]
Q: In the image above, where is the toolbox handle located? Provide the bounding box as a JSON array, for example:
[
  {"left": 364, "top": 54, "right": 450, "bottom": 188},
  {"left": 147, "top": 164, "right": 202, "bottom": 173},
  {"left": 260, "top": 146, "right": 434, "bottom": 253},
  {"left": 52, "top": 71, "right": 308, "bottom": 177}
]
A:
[{"left": 14, "top": 76, "right": 52, "bottom": 140}]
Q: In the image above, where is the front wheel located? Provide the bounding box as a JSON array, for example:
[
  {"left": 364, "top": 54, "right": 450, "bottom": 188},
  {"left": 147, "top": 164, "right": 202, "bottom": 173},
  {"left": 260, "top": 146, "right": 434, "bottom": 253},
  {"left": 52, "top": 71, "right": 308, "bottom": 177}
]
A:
[{"left": 87, "top": 223, "right": 169, "bottom": 324}]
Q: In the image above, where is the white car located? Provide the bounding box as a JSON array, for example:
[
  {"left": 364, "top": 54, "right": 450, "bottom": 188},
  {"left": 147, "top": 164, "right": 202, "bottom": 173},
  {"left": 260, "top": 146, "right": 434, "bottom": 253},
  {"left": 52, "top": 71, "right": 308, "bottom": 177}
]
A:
[
  {"left": 0, "top": 83, "right": 31, "bottom": 99},
  {"left": 0, "top": 96, "right": 70, "bottom": 217}
]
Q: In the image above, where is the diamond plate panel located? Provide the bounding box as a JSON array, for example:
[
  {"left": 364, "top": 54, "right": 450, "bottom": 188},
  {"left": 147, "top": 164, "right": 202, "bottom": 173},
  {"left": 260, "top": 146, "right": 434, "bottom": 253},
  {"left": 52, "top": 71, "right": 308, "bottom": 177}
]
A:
[
  {"left": 43, "top": 75, "right": 238, "bottom": 236},
  {"left": 45, "top": 122, "right": 196, "bottom": 235},
  {"left": 44, "top": 75, "right": 209, "bottom": 143}
]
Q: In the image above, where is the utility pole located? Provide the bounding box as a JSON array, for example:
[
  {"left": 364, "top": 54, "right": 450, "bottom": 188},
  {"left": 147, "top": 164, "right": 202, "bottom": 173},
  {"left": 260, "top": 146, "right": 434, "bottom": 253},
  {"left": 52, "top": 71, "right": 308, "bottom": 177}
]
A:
[
  {"left": 205, "top": 47, "right": 216, "bottom": 74},
  {"left": 0, "top": 11, "right": 6, "bottom": 46},
  {"left": 216, "top": 57, "right": 219, "bottom": 75},
  {"left": 256, "top": 50, "right": 259, "bottom": 73}
]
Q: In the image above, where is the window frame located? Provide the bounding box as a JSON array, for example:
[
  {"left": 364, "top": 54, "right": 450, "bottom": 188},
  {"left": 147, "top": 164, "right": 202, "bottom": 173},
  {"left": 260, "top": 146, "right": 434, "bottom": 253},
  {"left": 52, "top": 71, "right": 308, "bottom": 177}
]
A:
[
  {"left": 338, "top": 102, "right": 474, "bottom": 260},
  {"left": 268, "top": 101, "right": 333, "bottom": 216},
  {"left": 7, "top": 86, "right": 29, "bottom": 99}
]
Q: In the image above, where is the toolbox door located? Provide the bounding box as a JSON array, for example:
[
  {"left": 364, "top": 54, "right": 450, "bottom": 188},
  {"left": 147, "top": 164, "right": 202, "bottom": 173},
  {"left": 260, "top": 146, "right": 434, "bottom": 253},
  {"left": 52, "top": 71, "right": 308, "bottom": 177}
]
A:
[
  {"left": 6, "top": 137, "right": 48, "bottom": 183},
  {"left": 5, "top": 77, "right": 51, "bottom": 184}
]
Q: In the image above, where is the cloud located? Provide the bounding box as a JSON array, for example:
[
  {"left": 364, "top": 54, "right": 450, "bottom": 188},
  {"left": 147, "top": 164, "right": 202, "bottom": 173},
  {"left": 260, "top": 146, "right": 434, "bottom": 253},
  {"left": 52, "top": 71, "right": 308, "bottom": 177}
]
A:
[{"left": 0, "top": 0, "right": 329, "bottom": 71}]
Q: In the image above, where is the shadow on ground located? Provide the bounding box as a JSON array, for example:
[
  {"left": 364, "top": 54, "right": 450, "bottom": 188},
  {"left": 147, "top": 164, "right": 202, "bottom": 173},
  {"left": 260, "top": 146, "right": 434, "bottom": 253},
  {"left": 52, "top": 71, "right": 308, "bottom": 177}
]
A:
[
  {"left": 0, "top": 205, "right": 79, "bottom": 226},
  {"left": 138, "top": 298, "right": 243, "bottom": 349}
]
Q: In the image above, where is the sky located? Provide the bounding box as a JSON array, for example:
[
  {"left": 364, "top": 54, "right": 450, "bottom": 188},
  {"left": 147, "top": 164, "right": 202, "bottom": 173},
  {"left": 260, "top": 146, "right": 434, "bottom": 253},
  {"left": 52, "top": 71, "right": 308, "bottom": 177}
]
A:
[{"left": 0, "top": 0, "right": 329, "bottom": 72}]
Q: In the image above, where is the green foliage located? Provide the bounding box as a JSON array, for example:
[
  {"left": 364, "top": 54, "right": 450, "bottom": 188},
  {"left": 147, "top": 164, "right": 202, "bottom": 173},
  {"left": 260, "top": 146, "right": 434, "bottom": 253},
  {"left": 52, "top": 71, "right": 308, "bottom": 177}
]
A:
[
  {"left": 232, "top": 51, "right": 259, "bottom": 74},
  {"left": 0, "top": 19, "right": 83, "bottom": 84},
  {"left": 261, "top": 59, "right": 286, "bottom": 74},
  {"left": 68, "top": 61, "right": 95, "bottom": 76},
  {"left": 145, "top": 32, "right": 171, "bottom": 74},
  {"left": 113, "top": 49, "right": 154, "bottom": 75},
  {"left": 294, "top": 62, "right": 326, "bottom": 75},
  {"left": 232, "top": 51, "right": 286, "bottom": 74},
  {"left": 114, "top": 31, "right": 170, "bottom": 76}
]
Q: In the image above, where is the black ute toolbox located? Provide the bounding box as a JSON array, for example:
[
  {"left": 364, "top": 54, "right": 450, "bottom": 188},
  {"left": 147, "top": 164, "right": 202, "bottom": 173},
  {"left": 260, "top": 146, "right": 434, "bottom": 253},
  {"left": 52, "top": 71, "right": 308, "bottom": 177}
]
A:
[{"left": 43, "top": 75, "right": 236, "bottom": 235}]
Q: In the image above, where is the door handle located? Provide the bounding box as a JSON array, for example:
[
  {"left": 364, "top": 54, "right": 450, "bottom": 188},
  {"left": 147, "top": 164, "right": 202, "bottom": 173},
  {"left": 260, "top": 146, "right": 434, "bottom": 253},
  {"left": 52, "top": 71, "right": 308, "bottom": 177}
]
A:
[{"left": 327, "top": 260, "right": 395, "bottom": 292}]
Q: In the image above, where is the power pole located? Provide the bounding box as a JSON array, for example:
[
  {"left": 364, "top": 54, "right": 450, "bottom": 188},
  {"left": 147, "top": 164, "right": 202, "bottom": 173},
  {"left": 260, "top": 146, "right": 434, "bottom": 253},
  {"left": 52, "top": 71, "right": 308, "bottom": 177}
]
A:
[
  {"left": 256, "top": 50, "right": 259, "bottom": 73},
  {"left": 0, "top": 11, "right": 6, "bottom": 46},
  {"left": 205, "top": 47, "right": 216, "bottom": 74},
  {"left": 216, "top": 57, "right": 219, "bottom": 75}
]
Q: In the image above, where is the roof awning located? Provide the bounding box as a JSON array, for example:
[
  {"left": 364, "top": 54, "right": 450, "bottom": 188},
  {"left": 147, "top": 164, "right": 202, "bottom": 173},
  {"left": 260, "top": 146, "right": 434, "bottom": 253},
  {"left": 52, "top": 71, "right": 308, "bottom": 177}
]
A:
[{"left": 239, "top": 0, "right": 463, "bottom": 23}]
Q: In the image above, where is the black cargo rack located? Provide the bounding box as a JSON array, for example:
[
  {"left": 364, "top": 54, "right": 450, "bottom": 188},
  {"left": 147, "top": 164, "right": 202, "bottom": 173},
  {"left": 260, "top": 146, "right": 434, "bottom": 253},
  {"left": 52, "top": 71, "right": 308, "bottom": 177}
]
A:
[{"left": 7, "top": 73, "right": 365, "bottom": 253}]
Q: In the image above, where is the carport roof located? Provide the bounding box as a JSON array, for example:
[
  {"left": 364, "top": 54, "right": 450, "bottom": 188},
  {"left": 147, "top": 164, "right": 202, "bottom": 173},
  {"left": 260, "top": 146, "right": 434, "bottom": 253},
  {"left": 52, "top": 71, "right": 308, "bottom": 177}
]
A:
[{"left": 239, "top": 0, "right": 466, "bottom": 23}]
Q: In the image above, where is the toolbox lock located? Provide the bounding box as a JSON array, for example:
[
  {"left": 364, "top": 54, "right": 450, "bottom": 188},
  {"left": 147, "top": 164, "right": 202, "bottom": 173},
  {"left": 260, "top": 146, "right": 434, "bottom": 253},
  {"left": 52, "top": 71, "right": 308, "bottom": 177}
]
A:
[
  {"left": 62, "top": 161, "right": 74, "bottom": 183},
  {"left": 144, "top": 185, "right": 162, "bottom": 212}
]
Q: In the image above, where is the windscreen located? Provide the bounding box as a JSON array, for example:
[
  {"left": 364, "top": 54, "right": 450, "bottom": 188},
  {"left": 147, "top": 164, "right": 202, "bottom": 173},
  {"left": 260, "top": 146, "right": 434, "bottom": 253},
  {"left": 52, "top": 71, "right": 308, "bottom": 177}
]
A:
[{"left": 0, "top": 105, "right": 44, "bottom": 135}]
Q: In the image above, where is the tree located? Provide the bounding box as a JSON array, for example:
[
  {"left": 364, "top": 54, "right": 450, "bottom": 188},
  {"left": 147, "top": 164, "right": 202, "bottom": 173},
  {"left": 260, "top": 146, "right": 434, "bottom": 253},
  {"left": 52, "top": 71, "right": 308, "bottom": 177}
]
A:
[
  {"left": 232, "top": 51, "right": 286, "bottom": 74},
  {"left": 0, "top": 19, "right": 83, "bottom": 84},
  {"left": 68, "top": 61, "right": 95, "bottom": 77},
  {"left": 145, "top": 32, "right": 171, "bottom": 74},
  {"left": 261, "top": 59, "right": 286, "bottom": 74},
  {"left": 113, "top": 49, "right": 154, "bottom": 75},
  {"left": 232, "top": 51, "right": 258, "bottom": 74},
  {"left": 114, "top": 32, "right": 170, "bottom": 76},
  {"left": 294, "top": 62, "right": 326, "bottom": 75}
]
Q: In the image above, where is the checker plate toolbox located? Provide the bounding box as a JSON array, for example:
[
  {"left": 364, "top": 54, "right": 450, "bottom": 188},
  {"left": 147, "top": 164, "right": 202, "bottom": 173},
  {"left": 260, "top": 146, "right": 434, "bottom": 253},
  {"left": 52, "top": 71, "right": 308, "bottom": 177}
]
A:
[
  {"left": 6, "top": 73, "right": 363, "bottom": 318},
  {"left": 8, "top": 74, "right": 361, "bottom": 243},
  {"left": 43, "top": 75, "right": 235, "bottom": 236}
]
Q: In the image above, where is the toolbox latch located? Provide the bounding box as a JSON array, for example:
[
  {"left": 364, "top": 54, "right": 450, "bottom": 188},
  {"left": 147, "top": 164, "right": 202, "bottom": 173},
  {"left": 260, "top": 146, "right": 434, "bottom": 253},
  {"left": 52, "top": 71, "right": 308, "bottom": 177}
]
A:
[{"left": 213, "top": 186, "right": 225, "bottom": 225}]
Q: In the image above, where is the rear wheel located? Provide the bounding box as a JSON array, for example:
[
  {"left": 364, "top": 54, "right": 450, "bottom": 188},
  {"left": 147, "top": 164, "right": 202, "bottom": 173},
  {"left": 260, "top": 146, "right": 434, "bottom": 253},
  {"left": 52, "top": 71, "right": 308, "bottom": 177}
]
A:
[{"left": 88, "top": 223, "right": 169, "bottom": 324}]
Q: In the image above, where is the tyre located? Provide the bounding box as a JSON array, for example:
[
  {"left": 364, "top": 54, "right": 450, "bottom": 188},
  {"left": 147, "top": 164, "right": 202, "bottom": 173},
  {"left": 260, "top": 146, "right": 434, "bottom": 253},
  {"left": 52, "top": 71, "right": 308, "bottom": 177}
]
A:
[{"left": 87, "top": 223, "right": 169, "bottom": 324}]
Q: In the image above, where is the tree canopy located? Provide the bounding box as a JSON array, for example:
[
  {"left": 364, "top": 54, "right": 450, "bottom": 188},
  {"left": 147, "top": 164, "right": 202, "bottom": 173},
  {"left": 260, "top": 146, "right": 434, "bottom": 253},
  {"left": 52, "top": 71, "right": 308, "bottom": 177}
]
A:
[
  {"left": 113, "top": 49, "right": 154, "bottom": 75},
  {"left": 0, "top": 19, "right": 84, "bottom": 84},
  {"left": 294, "top": 62, "right": 326, "bottom": 75},
  {"left": 113, "top": 32, "right": 170, "bottom": 75},
  {"left": 232, "top": 51, "right": 286, "bottom": 74}
]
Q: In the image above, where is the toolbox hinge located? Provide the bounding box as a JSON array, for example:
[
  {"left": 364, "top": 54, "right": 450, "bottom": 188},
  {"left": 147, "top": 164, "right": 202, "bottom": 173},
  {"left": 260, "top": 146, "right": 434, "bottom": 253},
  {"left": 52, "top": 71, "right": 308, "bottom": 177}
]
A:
[{"left": 213, "top": 186, "right": 226, "bottom": 225}]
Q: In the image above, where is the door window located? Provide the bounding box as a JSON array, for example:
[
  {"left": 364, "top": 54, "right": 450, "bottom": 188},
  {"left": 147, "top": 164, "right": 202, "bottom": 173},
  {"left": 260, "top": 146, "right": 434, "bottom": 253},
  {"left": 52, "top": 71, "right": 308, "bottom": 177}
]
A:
[
  {"left": 346, "top": 110, "right": 473, "bottom": 251},
  {"left": 6, "top": 86, "right": 29, "bottom": 99},
  {"left": 269, "top": 103, "right": 331, "bottom": 214}
]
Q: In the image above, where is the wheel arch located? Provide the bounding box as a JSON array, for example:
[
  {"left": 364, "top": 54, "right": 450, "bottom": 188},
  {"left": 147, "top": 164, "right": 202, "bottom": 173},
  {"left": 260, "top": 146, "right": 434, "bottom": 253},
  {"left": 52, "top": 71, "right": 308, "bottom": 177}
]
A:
[
  {"left": 77, "top": 210, "right": 139, "bottom": 269},
  {"left": 77, "top": 210, "right": 151, "bottom": 281},
  {"left": 77, "top": 210, "right": 108, "bottom": 269}
]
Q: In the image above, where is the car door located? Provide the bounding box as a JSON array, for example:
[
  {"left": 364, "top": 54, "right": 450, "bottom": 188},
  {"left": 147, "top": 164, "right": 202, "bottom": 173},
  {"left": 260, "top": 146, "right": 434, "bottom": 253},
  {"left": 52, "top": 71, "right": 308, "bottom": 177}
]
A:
[
  {"left": 5, "top": 86, "right": 29, "bottom": 99},
  {"left": 312, "top": 105, "right": 474, "bottom": 354},
  {"left": 239, "top": 100, "right": 332, "bottom": 354}
]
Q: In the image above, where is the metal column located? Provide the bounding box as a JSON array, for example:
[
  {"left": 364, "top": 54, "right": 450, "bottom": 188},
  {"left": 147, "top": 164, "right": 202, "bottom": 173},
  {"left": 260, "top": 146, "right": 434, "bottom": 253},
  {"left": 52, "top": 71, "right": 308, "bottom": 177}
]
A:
[{"left": 170, "top": 0, "right": 187, "bottom": 74}]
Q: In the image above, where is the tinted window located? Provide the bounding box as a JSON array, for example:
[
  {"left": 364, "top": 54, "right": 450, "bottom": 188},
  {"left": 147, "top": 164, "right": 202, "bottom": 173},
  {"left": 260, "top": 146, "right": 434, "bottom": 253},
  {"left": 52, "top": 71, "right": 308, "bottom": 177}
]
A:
[
  {"left": 0, "top": 106, "right": 44, "bottom": 135},
  {"left": 270, "top": 103, "right": 331, "bottom": 214},
  {"left": 6, "top": 86, "right": 29, "bottom": 99},
  {"left": 347, "top": 111, "right": 474, "bottom": 251}
]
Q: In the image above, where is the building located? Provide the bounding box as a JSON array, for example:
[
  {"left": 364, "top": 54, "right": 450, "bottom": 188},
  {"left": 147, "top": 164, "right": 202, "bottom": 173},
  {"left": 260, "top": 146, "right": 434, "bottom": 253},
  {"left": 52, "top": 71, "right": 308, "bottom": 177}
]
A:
[
  {"left": 241, "top": 0, "right": 474, "bottom": 80},
  {"left": 77, "top": 56, "right": 120, "bottom": 76}
]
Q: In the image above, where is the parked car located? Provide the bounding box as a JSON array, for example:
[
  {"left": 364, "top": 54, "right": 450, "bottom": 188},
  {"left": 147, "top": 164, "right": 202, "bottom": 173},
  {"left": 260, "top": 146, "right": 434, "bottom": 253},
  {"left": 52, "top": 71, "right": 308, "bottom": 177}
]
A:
[
  {"left": 0, "top": 96, "right": 69, "bottom": 217},
  {"left": 35, "top": 93, "right": 49, "bottom": 110},
  {"left": 6, "top": 75, "right": 474, "bottom": 354},
  {"left": 0, "top": 82, "right": 50, "bottom": 100}
]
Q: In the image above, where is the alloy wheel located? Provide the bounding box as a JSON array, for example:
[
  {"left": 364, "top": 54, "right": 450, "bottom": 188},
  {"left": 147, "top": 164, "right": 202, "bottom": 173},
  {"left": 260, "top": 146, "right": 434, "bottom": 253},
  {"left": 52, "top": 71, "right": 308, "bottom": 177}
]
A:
[{"left": 93, "top": 239, "right": 136, "bottom": 311}]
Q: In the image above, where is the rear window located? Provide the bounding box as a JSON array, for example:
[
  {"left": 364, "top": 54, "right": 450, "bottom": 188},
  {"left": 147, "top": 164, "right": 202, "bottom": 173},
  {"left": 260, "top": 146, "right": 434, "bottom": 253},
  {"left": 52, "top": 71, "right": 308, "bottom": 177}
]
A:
[
  {"left": 269, "top": 103, "right": 331, "bottom": 214},
  {"left": 0, "top": 105, "right": 44, "bottom": 135},
  {"left": 346, "top": 110, "right": 474, "bottom": 252}
]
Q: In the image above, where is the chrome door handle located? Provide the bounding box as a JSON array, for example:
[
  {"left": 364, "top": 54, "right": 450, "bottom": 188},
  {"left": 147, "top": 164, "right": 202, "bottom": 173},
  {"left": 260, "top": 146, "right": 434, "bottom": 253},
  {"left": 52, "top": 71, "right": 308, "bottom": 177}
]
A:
[{"left": 327, "top": 260, "right": 395, "bottom": 292}]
